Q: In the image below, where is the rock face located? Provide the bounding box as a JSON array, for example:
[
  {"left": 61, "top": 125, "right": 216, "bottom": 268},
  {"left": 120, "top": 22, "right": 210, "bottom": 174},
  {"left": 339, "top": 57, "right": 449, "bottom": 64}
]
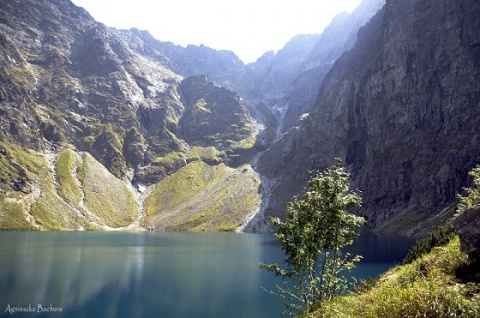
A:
[
  {"left": 248, "top": 34, "right": 322, "bottom": 99},
  {"left": 178, "top": 75, "right": 253, "bottom": 148},
  {"left": 280, "top": 0, "right": 385, "bottom": 132},
  {"left": 248, "top": 0, "right": 385, "bottom": 132},
  {"left": 257, "top": 0, "right": 480, "bottom": 236},
  {"left": 114, "top": 29, "right": 255, "bottom": 98},
  {"left": 453, "top": 207, "right": 480, "bottom": 261}
]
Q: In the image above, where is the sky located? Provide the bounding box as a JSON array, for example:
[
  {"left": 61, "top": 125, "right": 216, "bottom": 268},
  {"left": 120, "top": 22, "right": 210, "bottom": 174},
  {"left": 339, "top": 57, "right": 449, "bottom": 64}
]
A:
[{"left": 71, "top": 0, "right": 364, "bottom": 64}]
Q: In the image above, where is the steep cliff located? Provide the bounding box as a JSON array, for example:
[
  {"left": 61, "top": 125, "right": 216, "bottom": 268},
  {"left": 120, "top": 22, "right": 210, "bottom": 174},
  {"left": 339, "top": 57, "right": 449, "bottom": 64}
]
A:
[
  {"left": 248, "top": 34, "right": 321, "bottom": 99},
  {"left": 248, "top": 0, "right": 385, "bottom": 132},
  {"left": 280, "top": 0, "right": 385, "bottom": 131},
  {"left": 257, "top": 0, "right": 480, "bottom": 236}
]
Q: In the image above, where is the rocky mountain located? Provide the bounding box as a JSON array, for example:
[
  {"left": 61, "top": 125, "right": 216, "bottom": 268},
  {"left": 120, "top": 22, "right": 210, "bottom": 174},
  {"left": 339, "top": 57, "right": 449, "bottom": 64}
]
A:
[
  {"left": 2, "top": 0, "right": 476, "bottom": 237},
  {"left": 280, "top": 0, "right": 386, "bottom": 131},
  {"left": 248, "top": 34, "right": 321, "bottom": 100},
  {"left": 113, "top": 28, "right": 255, "bottom": 98},
  {"left": 255, "top": 0, "right": 480, "bottom": 237},
  {"left": 0, "top": 0, "right": 260, "bottom": 231},
  {"left": 248, "top": 0, "right": 385, "bottom": 132}
]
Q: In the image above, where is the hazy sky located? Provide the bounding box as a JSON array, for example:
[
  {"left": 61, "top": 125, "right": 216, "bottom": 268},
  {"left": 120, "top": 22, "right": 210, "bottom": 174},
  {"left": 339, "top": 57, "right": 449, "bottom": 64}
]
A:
[{"left": 71, "top": 0, "right": 364, "bottom": 63}]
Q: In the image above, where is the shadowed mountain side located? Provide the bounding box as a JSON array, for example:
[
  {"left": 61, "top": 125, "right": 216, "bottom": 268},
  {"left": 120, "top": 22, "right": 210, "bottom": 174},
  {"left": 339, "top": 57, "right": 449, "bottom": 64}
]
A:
[{"left": 257, "top": 0, "right": 480, "bottom": 237}]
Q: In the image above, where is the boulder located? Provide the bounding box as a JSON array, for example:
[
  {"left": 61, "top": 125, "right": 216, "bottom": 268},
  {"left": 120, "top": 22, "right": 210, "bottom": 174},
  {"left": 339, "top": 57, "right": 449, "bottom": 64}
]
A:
[{"left": 453, "top": 206, "right": 480, "bottom": 261}]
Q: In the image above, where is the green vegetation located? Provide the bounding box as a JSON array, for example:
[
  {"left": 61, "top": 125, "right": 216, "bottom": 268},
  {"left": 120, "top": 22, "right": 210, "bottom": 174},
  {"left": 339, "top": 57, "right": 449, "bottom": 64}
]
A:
[
  {"left": 30, "top": 202, "right": 63, "bottom": 230},
  {"left": 195, "top": 98, "right": 211, "bottom": 113},
  {"left": 28, "top": 156, "right": 79, "bottom": 231},
  {"left": 231, "top": 130, "right": 257, "bottom": 150},
  {"left": 0, "top": 142, "right": 44, "bottom": 192},
  {"left": 21, "top": 147, "right": 132, "bottom": 229},
  {"left": 144, "top": 161, "right": 260, "bottom": 231},
  {"left": 0, "top": 143, "right": 88, "bottom": 230},
  {"left": 0, "top": 143, "right": 56, "bottom": 230},
  {"left": 123, "top": 126, "right": 145, "bottom": 167},
  {"left": 145, "top": 161, "right": 217, "bottom": 217},
  {"left": 0, "top": 194, "right": 36, "bottom": 230},
  {"left": 78, "top": 153, "right": 137, "bottom": 228},
  {"left": 261, "top": 163, "right": 365, "bottom": 316},
  {"left": 80, "top": 123, "right": 128, "bottom": 178},
  {"left": 8, "top": 64, "right": 34, "bottom": 90},
  {"left": 188, "top": 146, "right": 220, "bottom": 163},
  {"left": 93, "top": 124, "right": 127, "bottom": 178},
  {"left": 0, "top": 147, "right": 139, "bottom": 231},
  {"left": 457, "top": 165, "right": 480, "bottom": 214},
  {"left": 307, "top": 237, "right": 479, "bottom": 318},
  {"left": 402, "top": 222, "right": 456, "bottom": 264},
  {"left": 153, "top": 151, "right": 186, "bottom": 165},
  {"left": 55, "top": 148, "right": 82, "bottom": 206},
  {"left": 303, "top": 165, "right": 480, "bottom": 317},
  {"left": 193, "top": 146, "right": 217, "bottom": 160},
  {"left": 10, "top": 147, "right": 125, "bottom": 231},
  {"left": 166, "top": 117, "right": 179, "bottom": 125},
  {"left": 83, "top": 136, "right": 96, "bottom": 146},
  {"left": 152, "top": 146, "right": 221, "bottom": 169}
]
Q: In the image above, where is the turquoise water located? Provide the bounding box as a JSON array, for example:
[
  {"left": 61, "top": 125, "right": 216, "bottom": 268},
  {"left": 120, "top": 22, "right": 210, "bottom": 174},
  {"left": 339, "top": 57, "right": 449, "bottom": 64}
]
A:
[{"left": 0, "top": 232, "right": 414, "bottom": 317}]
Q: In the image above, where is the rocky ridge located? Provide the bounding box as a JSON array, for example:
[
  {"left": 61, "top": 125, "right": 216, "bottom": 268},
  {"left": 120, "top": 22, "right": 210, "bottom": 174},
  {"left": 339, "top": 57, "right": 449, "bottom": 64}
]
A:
[{"left": 256, "top": 0, "right": 480, "bottom": 236}]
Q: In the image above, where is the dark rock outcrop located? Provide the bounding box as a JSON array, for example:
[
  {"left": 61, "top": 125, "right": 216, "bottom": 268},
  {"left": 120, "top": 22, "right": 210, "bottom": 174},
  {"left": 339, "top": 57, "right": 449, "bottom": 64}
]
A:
[
  {"left": 178, "top": 75, "right": 253, "bottom": 148},
  {"left": 453, "top": 207, "right": 480, "bottom": 261},
  {"left": 257, "top": 0, "right": 480, "bottom": 236}
]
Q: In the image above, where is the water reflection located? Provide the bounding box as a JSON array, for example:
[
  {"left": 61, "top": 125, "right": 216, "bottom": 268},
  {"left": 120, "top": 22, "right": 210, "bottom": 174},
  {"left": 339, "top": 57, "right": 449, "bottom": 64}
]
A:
[
  {"left": 0, "top": 232, "right": 147, "bottom": 317},
  {"left": 347, "top": 232, "right": 416, "bottom": 262},
  {"left": 0, "top": 232, "right": 284, "bottom": 318},
  {"left": 0, "top": 232, "right": 414, "bottom": 318}
]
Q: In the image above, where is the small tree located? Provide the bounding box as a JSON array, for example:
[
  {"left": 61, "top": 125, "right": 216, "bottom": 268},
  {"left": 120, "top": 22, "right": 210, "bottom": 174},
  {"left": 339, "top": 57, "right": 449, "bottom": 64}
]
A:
[
  {"left": 260, "top": 162, "right": 365, "bottom": 315},
  {"left": 456, "top": 165, "right": 480, "bottom": 215}
]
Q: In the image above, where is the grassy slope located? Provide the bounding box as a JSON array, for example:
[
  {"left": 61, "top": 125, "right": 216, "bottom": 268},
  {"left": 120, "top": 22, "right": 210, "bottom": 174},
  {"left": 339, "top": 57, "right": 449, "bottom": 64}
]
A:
[
  {"left": 0, "top": 194, "right": 37, "bottom": 230},
  {"left": 144, "top": 160, "right": 261, "bottom": 231},
  {"left": 55, "top": 148, "right": 82, "bottom": 206},
  {"left": 31, "top": 150, "right": 90, "bottom": 230},
  {"left": 0, "top": 143, "right": 43, "bottom": 230},
  {"left": 0, "top": 143, "right": 70, "bottom": 230},
  {"left": 307, "top": 237, "right": 480, "bottom": 318},
  {"left": 0, "top": 144, "right": 139, "bottom": 230},
  {"left": 1, "top": 143, "right": 260, "bottom": 232},
  {"left": 78, "top": 153, "right": 137, "bottom": 228}
]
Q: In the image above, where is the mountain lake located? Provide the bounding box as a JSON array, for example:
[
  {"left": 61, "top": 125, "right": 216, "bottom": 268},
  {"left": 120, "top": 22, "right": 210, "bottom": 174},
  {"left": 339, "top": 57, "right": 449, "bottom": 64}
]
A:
[{"left": 0, "top": 231, "right": 415, "bottom": 317}]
